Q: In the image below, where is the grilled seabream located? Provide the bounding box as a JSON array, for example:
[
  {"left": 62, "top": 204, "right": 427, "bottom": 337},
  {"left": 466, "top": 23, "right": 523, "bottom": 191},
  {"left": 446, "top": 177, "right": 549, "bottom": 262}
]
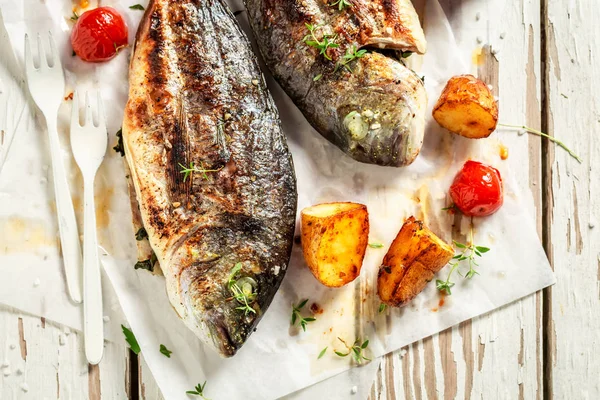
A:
[
  {"left": 245, "top": 0, "right": 428, "bottom": 166},
  {"left": 123, "top": 0, "right": 297, "bottom": 357}
]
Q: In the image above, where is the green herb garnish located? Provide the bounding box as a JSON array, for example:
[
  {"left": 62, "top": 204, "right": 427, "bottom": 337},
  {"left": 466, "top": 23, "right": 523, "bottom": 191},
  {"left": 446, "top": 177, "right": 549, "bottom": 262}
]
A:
[
  {"left": 179, "top": 161, "right": 223, "bottom": 182},
  {"left": 129, "top": 4, "right": 145, "bottom": 10},
  {"left": 291, "top": 299, "right": 316, "bottom": 331},
  {"left": 498, "top": 123, "right": 582, "bottom": 163},
  {"left": 160, "top": 344, "right": 172, "bottom": 358},
  {"left": 335, "top": 45, "right": 367, "bottom": 72},
  {"left": 436, "top": 225, "right": 490, "bottom": 295},
  {"left": 369, "top": 243, "right": 384, "bottom": 249},
  {"left": 303, "top": 24, "right": 339, "bottom": 61},
  {"left": 186, "top": 381, "right": 210, "bottom": 399},
  {"left": 378, "top": 303, "right": 387, "bottom": 313},
  {"left": 121, "top": 325, "right": 140, "bottom": 355},
  {"left": 135, "top": 227, "right": 148, "bottom": 241},
  {"left": 70, "top": 11, "right": 79, "bottom": 21},
  {"left": 313, "top": 73, "right": 323, "bottom": 82},
  {"left": 335, "top": 337, "right": 371, "bottom": 364},
  {"left": 400, "top": 51, "right": 413, "bottom": 58},
  {"left": 134, "top": 253, "right": 156, "bottom": 272},
  {"left": 318, "top": 346, "right": 328, "bottom": 359},
  {"left": 330, "top": 0, "right": 352, "bottom": 10},
  {"left": 227, "top": 263, "right": 257, "bottom": 315},
  {"left": 113, "top": 129, "right": 124, "bottom": 156}
]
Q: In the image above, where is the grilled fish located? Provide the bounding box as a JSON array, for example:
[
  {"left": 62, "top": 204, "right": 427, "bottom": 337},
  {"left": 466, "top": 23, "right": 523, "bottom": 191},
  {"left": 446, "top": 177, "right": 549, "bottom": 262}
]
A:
[
  {"left": 123, "top": 0, "right": 297, "bottom": 357},
  {"left": 245, "top": 0, "right": 428, "bottom": 166}
]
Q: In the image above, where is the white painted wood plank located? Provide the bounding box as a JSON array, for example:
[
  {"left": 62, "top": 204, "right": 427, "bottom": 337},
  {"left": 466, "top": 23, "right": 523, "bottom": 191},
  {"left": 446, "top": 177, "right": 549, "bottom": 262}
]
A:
[
  {"left": 371, "top": 0, "right": 544, "bottom": 399},
  {"left": 544, "top": 1, "right": 600, "bottom": 397},
  {"left": 0, "top": 305, "right": 129, "bottom": 399},
  {"left": 140, "top": 356, "right": 165, "bottom": 400}
]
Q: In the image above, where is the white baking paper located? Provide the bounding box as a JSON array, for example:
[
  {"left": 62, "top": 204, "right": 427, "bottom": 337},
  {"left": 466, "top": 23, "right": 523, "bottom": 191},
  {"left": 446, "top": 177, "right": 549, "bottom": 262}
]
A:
[{"left": 0, "top": 0, "right": 555, "bottom": 399}]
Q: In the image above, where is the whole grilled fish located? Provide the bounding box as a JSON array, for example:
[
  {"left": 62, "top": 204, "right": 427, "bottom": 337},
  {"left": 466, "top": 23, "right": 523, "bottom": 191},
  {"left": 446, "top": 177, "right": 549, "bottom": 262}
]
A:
[
  {"left": 123, "top": 0, "right": 297, "bottom": 357},
  {"left": 245, "top": 0, "right": 428, "bottom": 166}
]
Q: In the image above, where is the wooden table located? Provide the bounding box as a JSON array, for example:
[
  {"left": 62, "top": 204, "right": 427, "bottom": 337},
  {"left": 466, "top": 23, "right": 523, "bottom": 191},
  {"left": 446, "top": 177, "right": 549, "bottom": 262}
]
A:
[{"left": 1, "top": 0, "right": 598, "bottom": 398}]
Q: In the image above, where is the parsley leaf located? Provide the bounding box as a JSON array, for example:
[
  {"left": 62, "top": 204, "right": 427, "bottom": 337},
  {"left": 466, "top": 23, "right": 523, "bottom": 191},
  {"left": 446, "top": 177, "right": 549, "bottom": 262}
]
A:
[{"left": 121, "top": 325, "right": 140, "bottom": 355}]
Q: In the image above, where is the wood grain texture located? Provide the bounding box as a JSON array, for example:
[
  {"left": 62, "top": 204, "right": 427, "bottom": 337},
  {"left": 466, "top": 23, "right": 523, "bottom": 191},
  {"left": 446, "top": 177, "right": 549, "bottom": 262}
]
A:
[
  {"left": 543, "top": 0, "right": 600, "bottom": 397},
  {"left": 0, "top": 305, "right": 129, "bottom": 399}
]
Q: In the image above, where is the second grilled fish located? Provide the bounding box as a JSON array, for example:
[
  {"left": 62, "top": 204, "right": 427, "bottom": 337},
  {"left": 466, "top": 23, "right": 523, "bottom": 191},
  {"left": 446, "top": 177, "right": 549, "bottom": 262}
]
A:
[
  {"left": 245, "top": 0, "right": 428, "bottom": 167},
  {"left": 123, "top": 0, "right": 297, "bottom": 357}
]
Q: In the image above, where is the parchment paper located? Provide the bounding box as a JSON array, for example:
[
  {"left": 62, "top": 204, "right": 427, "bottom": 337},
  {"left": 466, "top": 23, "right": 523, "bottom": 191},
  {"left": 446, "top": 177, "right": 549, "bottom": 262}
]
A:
[{"left": 0, "top": 1, "right": 555, "bottom": 399}]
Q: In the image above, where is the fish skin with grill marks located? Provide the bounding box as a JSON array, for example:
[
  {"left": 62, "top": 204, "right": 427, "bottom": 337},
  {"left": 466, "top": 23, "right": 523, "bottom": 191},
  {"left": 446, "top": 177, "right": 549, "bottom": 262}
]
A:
[
  {"left": 245, "top": 0, "right": 428, "bottom": 167},
  {"left": 122, "top": 0, "right": 297, "bottom": 357}
]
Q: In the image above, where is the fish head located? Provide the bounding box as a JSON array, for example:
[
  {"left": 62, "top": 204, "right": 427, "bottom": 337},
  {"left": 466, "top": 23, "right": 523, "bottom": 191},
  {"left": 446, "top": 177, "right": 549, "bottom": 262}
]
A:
[
  {"left": 329, "top": 52, "right": 427, "bottom": 166},
  {"left": 174, "top": 231, "right": 287, "bottom": 357}
]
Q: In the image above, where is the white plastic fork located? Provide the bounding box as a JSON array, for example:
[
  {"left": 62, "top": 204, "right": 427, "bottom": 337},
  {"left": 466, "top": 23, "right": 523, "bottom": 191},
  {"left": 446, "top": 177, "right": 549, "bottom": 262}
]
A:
[
  {"left": 71, "top": 90, "right": 107, "bottom": 365},
  {"left": 24, "top": 32, "right": 83, "bottom": 304}
]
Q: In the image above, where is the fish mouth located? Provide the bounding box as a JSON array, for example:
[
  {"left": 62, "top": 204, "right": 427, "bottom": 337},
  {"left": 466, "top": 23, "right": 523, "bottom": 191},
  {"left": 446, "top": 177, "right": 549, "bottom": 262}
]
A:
[{"left": 206, "top": 313, "right": 238, "bottom": 357}]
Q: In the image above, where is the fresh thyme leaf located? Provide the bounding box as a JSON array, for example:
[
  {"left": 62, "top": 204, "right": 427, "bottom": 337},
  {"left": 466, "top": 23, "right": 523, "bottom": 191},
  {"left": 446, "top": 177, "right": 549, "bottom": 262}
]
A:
[
  {"left": 113, "top": 129, "right": 125, "bottom": 156},
  {"left": 400, "top": 50, "right": 413, "bottom": 58},
  {"left": 227, "top": 263, "right": 257, "bottom": 315},
  {"left": 437, "top": 223, "right": 490, "bottom": 295},
  {"left": 303, "top": 24, "right": 339, "bottom": 61},
  {"left": 179, "top": 161, "right": 223, "bottom": 182},
  {"left": 369, "top": 243, "right": 384, "bottom": 248},
  {"left": 378, "top": 303, "right": 387, "bottom": 313},
  {"left": 186, "top": 381, "right": 210, "bottom": 399},
  {"left": 498, "top": 123, "right": 582, "bottom": 163},
  {"left": 159, "top": 344, "right": 172, "bottom": 358},
  {"left": 129, "top": 4, "right": 145, "bottom": 10},
  {"left": 329, "top": 0, "right": 352, "bottom": 11},
  {"left": 135, "top": 227, "right": 148, "bottom": 241},
  {"left": 335, "top": 337, "right": 371, "bottom": 364},
  {"left": 318, "top": 347, "right": 328, "bottom": 359},
  {"left": 335, "top": 45, "right": 367, "bottom": 72},
  {"left": 291, "top": 299, "right": 316, "bottom": 331},
  {"left": 297, "top": 299, "right": 308, "bottom": 309},
  {"left": 313, "top": 73, "right": 323, "bottom": 81},
  {"left": 121, "top": 325, "right": 141, "bottom": 355}
]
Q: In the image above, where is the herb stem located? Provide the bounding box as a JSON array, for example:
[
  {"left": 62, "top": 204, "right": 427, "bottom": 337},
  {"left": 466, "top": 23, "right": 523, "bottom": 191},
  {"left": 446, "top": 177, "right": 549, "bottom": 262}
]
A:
[{"left": 498, "top": 123, "right": 582, "bottom": 163}]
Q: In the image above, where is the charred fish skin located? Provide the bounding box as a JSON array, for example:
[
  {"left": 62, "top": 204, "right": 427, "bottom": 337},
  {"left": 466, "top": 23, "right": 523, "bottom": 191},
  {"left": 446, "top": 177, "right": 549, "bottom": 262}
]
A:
[
  {"left": 123, "top": 0, "right": 297, "bottom": 357},
  {"left": 245, "top": 0, "right": 428, "bottom": 167}
]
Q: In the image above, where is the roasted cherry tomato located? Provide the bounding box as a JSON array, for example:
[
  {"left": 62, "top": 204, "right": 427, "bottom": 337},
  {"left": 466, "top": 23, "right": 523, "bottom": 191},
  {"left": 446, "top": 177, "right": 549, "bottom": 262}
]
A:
[
  {"left": 449, "top": 160, "right": 504, "bottom": 217},
  {"left": 71, "top": 7, "right": 128, "bottom": 62}
]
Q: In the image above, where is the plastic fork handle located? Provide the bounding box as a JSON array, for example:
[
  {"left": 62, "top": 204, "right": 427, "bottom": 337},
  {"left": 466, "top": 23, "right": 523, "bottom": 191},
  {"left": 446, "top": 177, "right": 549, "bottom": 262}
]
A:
[
  {"left": 82, "top": 176, "right": 104, "bottom": 365},
  {"left": 45, "top": 115, "right": 83, "bottom": 304}
]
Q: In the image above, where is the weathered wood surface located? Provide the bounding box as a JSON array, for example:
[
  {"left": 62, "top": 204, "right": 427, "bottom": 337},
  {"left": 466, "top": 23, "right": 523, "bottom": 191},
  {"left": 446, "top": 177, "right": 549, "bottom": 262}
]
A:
[{"left": 1, "top": 0, "right": 599, "bottom": 399}]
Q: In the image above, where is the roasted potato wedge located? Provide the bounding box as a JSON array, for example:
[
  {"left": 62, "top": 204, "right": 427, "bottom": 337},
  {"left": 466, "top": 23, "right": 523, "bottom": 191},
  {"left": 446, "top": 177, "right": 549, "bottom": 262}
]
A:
[
  {"left": 301, "top": 202, "right": 369, "bottom": 287},
  {"left": 378, "top": 217, "right": 453, "bottom": 306},
  {"left": 432, "top": 74, "right": 498, "bottom": 139}
]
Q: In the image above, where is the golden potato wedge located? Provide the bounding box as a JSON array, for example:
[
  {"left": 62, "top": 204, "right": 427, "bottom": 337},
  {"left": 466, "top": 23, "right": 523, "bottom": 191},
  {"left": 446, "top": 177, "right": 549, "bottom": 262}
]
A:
[
  {"left": 377, "top": 217, "right": 453, "bottom": 307},
  {"left": 301, "top": 202, "right": 369, "bottom": 287},
  {"left": 432, "top": 74, "right": 498, "bottom": 139}
]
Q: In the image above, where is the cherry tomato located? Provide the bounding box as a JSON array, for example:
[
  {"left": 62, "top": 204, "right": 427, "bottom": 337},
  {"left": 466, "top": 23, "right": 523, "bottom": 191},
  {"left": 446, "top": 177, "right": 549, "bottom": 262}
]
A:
[
  {"left": 71, "top": 7, "right": 128, "bottom": 63},
  {"left": 449, "top": 161, "right": 504, "bottom": 217}
]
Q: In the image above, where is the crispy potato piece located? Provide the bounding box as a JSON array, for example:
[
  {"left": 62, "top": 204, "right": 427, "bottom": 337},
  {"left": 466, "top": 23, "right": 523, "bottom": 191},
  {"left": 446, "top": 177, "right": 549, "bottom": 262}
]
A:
[
  {"left": 432, "top": 74, "right": 499, "bottom": 139},
  {"left": 378, "top": 217, "right": 453, "bottom": 307},
  {"left": 301, "top": 202, "right": 369, "bottom": 287}
]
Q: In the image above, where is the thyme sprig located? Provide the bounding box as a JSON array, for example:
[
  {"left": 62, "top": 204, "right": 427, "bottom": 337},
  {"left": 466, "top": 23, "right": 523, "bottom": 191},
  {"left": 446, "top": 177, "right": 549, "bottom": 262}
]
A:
[
  {"left": 303, "top": 24, "right": 339, "bottom": 61},
  {"left": 179, "top": 161, "right": 223, "bottom": 182},
  {"left": 227, "top": 263, "right": 257, "bottom": 315},
  {"left": 436, "top": 223, "right": 490, "bottom": 295},
  {"left": 291, "top": 299, "right": 316, "bottom": 331},
  {"left": 498, "top": 123, "right": 582, "bottom": 163},
  {"left": 335, "top": 337, "right": 371, "bottom": 364},
  {"left": 186, "top": 381, "right": 210, "bottom": 399},
  {"left": 335, "top": 45, "right": 367, "bottom": 72},
  {"left": 330, "top": 0, "right": 352, "bottom": 10}
]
